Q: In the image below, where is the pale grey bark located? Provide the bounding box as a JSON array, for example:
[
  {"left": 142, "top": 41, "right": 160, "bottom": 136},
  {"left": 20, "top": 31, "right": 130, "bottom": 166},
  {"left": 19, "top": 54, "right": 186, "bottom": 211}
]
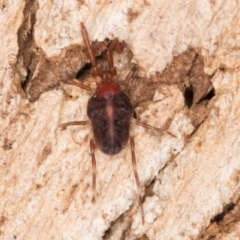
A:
[{"left": 1, "top": 0, "right": 240, "bottom": 239}]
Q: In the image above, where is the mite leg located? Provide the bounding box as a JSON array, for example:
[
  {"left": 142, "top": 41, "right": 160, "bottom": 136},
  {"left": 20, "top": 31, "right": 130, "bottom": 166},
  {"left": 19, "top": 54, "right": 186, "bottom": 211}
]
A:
[
  {"left": 59, "top": 121, "right": 89, "bottom": 130},
  {"left": 124, "top": 67, "right": 136, "bottom": 82},
  {"left": 130, "top": 136, "right": 145, "bottom": 224},
  {"left": 80, "top": 22, "right": 100, "bottom": 77},
  {"left": 64, "top": 79, "right": 92, "bottom": 92},
  {"left": 106, "top": 38, "right": 125, "bottom": 76},
  {"left": 90, "top": 139, "right": 97, "bottom": 202},
  {"left": 118, "top": 67, "right": 136, "bottom": 91},
  {"left": 134, "top": 119, "right": 176, "bottom": 138}
]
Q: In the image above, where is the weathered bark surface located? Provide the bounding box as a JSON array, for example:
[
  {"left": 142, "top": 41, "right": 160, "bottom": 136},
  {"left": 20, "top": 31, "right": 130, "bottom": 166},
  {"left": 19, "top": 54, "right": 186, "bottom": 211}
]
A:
[{"left": 1, "top": 0, "right": 240, "bottom": 239}]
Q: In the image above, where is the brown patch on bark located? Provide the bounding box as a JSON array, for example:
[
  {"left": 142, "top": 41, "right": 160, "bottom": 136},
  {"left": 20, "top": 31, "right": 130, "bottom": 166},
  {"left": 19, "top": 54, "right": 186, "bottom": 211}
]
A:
[
  {"left": 127, "top": 9, "right": 140, "bottom": 22},
  {"left": 91, "top": 40, "right": 108, "bottom": 56},
  {"left": 187, "top": 102, "right": 209, "bottom": 128},
  {"left": 189, "top": 55, "right": 213, "bottom": 104},
  {"left": 125, "top": 74, "right": 157, "bottom": 108},
  {"left": 155, "top": 49, "right": 213, "bottom": 105},
  {"left": 156, "top": 49, "right": 197, "bottom": 87},
  {"left": 2, "top": 138, "right": 13, "bottom": 150},
  {"left": 202, "top": 199, "right": 240, "bottom": 239},
  {"left": 37, "top": 144, "right": 52, "bottom": 166},
  {"left": 62, "top": 184, "right": 79, "bottom": 213},
  {"left": 24, "top": 45, "right": 86, "bottom": 101}
]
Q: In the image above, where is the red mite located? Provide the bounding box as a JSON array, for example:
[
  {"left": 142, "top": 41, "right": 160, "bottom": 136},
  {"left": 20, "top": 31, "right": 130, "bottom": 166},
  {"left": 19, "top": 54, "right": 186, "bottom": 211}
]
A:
[
  {"left": 60, "top": 23, "right": 165, "bottom": 224},
  {"left": 88, "top": 81, "right": 133, "bottom": 155}
]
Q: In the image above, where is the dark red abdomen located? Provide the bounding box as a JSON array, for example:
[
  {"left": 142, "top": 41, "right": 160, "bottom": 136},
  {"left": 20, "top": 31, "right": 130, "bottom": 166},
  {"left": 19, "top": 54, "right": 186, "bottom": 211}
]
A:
[{"left": 87, "top": 83, "right": 133, "bottom": 155}]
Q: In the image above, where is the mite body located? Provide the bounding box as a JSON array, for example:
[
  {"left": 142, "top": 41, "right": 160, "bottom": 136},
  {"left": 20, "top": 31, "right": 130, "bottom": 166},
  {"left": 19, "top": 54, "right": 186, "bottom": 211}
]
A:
[
  {"left": 61, "top": 23, "right": 149, "bottom": 224},
  {"left": 87, "top": 82, "right": 133, "bottom": 155}
]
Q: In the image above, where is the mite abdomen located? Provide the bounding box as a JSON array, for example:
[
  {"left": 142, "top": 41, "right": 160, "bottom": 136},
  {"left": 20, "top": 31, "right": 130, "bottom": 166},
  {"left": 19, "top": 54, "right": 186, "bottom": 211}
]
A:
[{"left": 87, "top": 90, "right": 133, "bottom": 155}]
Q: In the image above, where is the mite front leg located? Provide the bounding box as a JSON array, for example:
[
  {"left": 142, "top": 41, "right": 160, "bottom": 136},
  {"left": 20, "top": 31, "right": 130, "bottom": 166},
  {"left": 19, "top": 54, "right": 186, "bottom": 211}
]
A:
[
  {"left": 130, "top": 136, "right": 145, "bottom": 225},
  {"left": 90, "top": 139, "right": 97, "bottom": 202},
  {"left": 106, "top": 38, "right": 125, "bottom": 76},
  {"left": 81, "top": 22, "right": 100, "bottom": 77}
]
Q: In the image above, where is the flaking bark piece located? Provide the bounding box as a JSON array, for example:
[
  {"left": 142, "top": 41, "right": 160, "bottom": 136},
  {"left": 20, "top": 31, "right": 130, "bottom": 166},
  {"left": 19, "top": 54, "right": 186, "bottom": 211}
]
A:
[
  {"left": 24, "top": 45, "right": 86, "bottom": 101},
  {"left": 187, "top": 101, "right": 209, "bottom": 128},
  {"left": 189, "top": 54, "right": 213, "bottom": 104},
  {"left": 154, "top": 49, "right": 213, "bottom": 105},
  {"left": 220, "top": 200, "right": 240, "bottom": 227},
  {"left": 156, "top": 49, "right": 197, "bottom": 87},
  {"left": 203, "top": 200, "right": 240, "bottom": 239},
  {"left": 23, "top": 41, "right": 107, "bottom": 102}
]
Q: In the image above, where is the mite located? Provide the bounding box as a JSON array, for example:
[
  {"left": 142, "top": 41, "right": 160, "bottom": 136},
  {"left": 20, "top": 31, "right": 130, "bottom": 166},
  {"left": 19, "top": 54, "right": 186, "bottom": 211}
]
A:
[{"left": 60, "top": 23, "right": 164, "bottom": 224}]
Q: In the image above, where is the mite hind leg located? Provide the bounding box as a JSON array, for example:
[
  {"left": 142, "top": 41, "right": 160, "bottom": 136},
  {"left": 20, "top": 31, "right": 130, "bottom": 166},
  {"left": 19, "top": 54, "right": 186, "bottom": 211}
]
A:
[
  {"left": 90, "top": 139, "right": 97, "bottom": 202},
  {"left": 130, "top": 136, "right": 145, "bottom": 224}
]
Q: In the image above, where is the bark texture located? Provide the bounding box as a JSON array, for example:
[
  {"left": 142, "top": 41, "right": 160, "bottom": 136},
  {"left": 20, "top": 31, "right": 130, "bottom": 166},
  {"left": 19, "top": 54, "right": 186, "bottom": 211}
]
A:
[{"left": 1, "top": 0, "right": 240, "bottom": 239}]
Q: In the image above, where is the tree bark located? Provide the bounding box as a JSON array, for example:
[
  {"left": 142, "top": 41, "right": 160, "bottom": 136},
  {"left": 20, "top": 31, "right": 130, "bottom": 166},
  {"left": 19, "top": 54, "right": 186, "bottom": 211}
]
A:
[{"left": 1, "top": 0, "right": 240, "bottom": 239}]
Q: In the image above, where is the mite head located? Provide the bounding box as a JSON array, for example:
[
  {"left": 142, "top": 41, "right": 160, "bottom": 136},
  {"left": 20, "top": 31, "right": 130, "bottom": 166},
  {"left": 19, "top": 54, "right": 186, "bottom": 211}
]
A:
[{"left": 95, "top": 81, "right": 121, "bottom": 98}]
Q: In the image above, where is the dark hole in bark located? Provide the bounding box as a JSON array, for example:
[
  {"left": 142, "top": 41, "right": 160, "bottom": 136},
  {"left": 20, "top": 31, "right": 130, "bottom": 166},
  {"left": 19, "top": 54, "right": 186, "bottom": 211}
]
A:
[
  {"left": 201, "top": 87, "right": 215, "bottom": 102},
  {"left": 211, "top": 202, "right": 235, "bottom": 223},
  {"left": 184, "top": 86, "right": 193, "bottom": 108},
  {"left": 132, "top": 110, "right": 137, "bottom": 119},
  {"left": 21, "top": 67, "right": 31, "bottom": 90},
  {"left": 76, "top": 62, "right": 92, "bottom": 79},
  {"left": 76, "top": 51, "right": 108, "bottom": 80}
]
